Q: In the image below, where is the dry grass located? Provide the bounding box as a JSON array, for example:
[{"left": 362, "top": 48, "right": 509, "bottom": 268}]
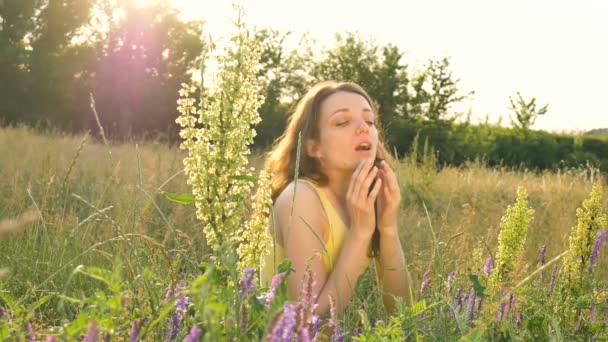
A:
[
  {"left": 397, "top": 159, "right": 608, "bottom": 284},
  {"left": 1, "top": 125, "right": 607, "bottom": 303}
]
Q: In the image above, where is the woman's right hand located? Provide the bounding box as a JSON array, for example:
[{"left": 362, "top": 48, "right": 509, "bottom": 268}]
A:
[{"left": 346, "top": 158, "right": 382, "bottom": 240}]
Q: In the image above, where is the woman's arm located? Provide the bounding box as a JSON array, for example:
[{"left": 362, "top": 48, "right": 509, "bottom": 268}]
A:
[
  {"left": 278, "top": 159, "right": 381, "bottom": 315},
  {"left": 277, "top": 181, "right": 371, "bottom": 315},
  {"left": 374, "top": 160, "right": 412, "bottom": 311},
  {"left": 375, "top": 228, "right": 412, "bottom": 312}
]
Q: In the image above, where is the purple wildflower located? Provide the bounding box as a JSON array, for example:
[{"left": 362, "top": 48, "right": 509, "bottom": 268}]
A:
[
  {"left": 302, "top": 270, "right": 318, "bottom": 311},
  {"left": 420, "top": 270, "right": 431, "bottom": 295},
  {"left": 311, "top": 315, "right": 321, "bottom": 339},
  {"left": 328, "top": 295, "right": 343, "bottom": 342},
  {"left": 267, "top": 302, "right": 300, "bottom": 342},
  {"left": 298, "top": 268, "right": 318, "bottom": 339},
  {"left": 590, "top": 306, "right": 596, "bottom": 323},
  {"left": 332, "top": 325, "right": 344, "bottom": 342},
  {"left": 165, "top": 285, "right": 174, "bottom": 301},
  {"left": 589, "top": 229, "right": 606, "bottom": 272},
  {"left": 0, "top": 308, "right": 6, "bottom": 319},
  {"left": 539, "top": 245, "right": 547, "bottom": 282},
  {"left": 468, "top": 288, "right": 476, "bottom": 322},
  {"left": 175, "top": 295, "right": 189, "bottom": 314},
  {"left": 447, "top": 271, "right": 456, "bottom": 294},
  {"left": 130, "top": 320, "right": 140, "bottom": 342},
  {"left": 550, "top": 264, "right": 558, "bottom": 293},
  {"left": 483, "top": 257, "right": 494, "bottom": 275},
  {"left": 455, "top": 288, "right": 463, "bottom": 309},
  {"left": 239, "top": 267, "right": 255, "bottom": 299},
  {"left": 538, "top": 245, "right": 547, "bottom": 282},
  {"left": 165, "top": 281, "right": 186, "bottom": 301},
  {"left": 497, "top": 300, "right": 506, "bottom": 320},
  {"left": 539, "top": 245, "right": 547, "bottom": 265},
  {"left": 241, "top": 303, "right": 249, "bottom": 334},
  {"left": 328, "top": 295, "right": 337, "bottom": 329},
  {"left": 506, "top": 293, "right": 516, "bottom": 319},
  {"left": 168, "top": 311, "right": 180, "bottom": 341},
  {"left": 175, "top": 281, "right": 186, "bottom": 296},
  {"left": 84, "top": 320, "right": 98, "bottom": 342},
  {"left": 184, "top": 325, "right": 202, "bottom": 342},
  {"left": 282, "top": 303, "right": 300, "bottom": 341},
  {"left": 264, "top": 272, "right": 285, "bottom": 308},
  {"left": 46, "top": 336, "right": 57, "bottom": 342},
  {"left": 298, "top": 328, "right": 311, "bottom": 342},
  {"left": 24, "top": 322, "right": 34, "bottom": 342},
  {"left": 166, "top": 282, "right": 188, "bottom": 341}
]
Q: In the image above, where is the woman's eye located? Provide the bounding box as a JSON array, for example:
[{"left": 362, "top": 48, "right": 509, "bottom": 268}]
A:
[
  {"left": 366, "top": 121, "right": 375, "bottom": 126},
  {"left": 336, "top": 121, "right": 349, "bottom": 126}
]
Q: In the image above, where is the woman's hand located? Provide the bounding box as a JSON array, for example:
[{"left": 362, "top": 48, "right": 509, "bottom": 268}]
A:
[
  {"left": 346, "top": 158, "right": 382, "bottom": 240},
  {"left": 376, "top": 160, "right": 401, "bottom": 234}
]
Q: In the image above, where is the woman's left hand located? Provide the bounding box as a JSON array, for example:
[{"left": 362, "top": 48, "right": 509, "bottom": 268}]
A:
[{"left": 376, "top": 160, "right": 401, "bottom": 234}]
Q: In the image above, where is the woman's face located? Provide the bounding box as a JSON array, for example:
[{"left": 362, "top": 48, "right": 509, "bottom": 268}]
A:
[{"left": 308, "top": 91, "right": 379, "bottom": 172}]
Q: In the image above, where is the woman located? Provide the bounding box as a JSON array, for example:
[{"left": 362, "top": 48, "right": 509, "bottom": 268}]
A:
[{"left": 262, "top": 81, "right": 411, "bottom": 314}]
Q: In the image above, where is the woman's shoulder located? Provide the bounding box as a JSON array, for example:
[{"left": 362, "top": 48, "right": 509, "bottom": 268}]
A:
[
  {"left": 274, "top": 178, "right": 323, "bottom": 211},
  {"left": 273, "top": 178, "right": 329, "bottom": 242}
]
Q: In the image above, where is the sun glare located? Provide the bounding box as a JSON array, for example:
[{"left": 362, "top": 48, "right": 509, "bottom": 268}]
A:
[
  {"left": 134, "top": 0, "right": 155, "bottom": 8},
  {"left": 130, "top": 0, "right": 212, "bottom": 19}
]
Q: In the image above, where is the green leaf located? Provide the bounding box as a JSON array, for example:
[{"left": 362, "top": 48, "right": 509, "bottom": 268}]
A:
[
  {"left": 161, "top": 191, "right": 195, "bottom": 204},
  {"left": 525, "top": 316, "right": 549, "bottom": 339},
  {"left": 410, "top": 300, "right": 427, "bottom": 315},
  {"left": 77, "top": 266, "right": 121, "bottom": 293},
  {"left": 277, "top": 259, "right": 294, "bottom": 275},
  {"left": 140, "top": 301, "right": 175, "bottom": 338},
  {"left": 468, "top": 274, "right": 486, "bottom": 298},
  {"left": 460, "top": 325, "right": 485, "bottom": 342},
  {"left": 229, "top": 175, "right": 259, "bottom": 182},
  {"left": 25, "top": 295, "right": 52, "bottom": 321}
]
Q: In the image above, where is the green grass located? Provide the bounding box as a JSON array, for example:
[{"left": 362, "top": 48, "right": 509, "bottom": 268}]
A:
[
  {"left": 0, "top": 126, "right": 202, "bottom": 328},
  {"left": 1, "top": 125, "right": 607, "bottom": 339}
]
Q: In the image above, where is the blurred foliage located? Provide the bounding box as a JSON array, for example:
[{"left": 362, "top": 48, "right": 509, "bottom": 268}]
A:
[{"left": 1, "top": 0, "right": 607, "bottom": 170}]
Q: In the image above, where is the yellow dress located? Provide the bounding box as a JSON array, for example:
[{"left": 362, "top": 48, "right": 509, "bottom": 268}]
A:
[{"left": 261, "top": 178, "right": 369, "bottom": 287}]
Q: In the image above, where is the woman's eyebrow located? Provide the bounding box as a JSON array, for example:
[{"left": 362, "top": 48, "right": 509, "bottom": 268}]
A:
[
  {"left": 330, "top": 108, "right": 350, "bottom": 117},
  {"left": 330, "top": 107, "right": 373, "bottom": 117}
]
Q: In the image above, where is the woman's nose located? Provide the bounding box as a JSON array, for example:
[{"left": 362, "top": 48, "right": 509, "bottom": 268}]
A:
[{"left": 356, "top": 120, "right": 369, "bottom": 135}]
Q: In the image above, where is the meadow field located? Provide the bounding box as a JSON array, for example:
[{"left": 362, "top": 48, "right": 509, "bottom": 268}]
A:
[{"left": 1, "top": 125, "right": 606, "bottom": 340}]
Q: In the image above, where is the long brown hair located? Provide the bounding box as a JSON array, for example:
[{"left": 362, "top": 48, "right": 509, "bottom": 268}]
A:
[
  {"left": 265, "top": 81, "right": 396, "bottom": 257},
  {"left": 265, "top": 81, "right": 395, "bottom": 200}
]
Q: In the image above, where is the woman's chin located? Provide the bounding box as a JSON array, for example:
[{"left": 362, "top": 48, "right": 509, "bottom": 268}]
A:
[{"left": 345, "top": 159, "right": 365, "bottom": 171}]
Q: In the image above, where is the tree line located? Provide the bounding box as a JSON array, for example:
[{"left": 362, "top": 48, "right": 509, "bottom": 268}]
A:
[
  {"left": 1, "top": 0, "right": 203, "bottom": 139},
  {"left": 1, "top": 0, "right": 607, "bottom": 171}
]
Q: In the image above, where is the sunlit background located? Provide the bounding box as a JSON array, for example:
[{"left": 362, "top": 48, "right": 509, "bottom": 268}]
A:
[
  {"left": 2, "top": 0, "right": 607, "bottom": 134},
  {"left": 2, "top": 2, "right": 608, "bottom": 340},
  {"left": 169, "top": 0, "right": 608, "bottom": 132}
]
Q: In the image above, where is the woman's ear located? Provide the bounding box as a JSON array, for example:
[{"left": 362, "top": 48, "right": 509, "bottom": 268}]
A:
[{"left": 305, "top": 139, "right": 320, "bottom": 159}]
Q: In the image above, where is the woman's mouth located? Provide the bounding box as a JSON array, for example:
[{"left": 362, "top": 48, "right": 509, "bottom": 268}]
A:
[{"left": 355, "top": 142, "right": 372, "bottom": 151}]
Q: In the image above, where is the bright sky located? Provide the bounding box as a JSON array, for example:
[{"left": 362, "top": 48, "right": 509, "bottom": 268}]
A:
[{"left": 170, "top": 0, "right": 608, "bottom": 133}]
